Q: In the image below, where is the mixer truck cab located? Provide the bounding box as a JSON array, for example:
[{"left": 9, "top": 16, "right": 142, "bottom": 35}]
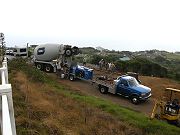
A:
[{"left": 96, "top": 75, "right": 152, "bottom": 104}]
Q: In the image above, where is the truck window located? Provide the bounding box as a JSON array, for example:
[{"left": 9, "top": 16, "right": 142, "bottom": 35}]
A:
[
  {"left": 20, "top": 48, "right": 27, "bottom": 52},
  {"left": 37, "top": 47, "right": 45, "bottom": 55},
  {"left": 20, "top": 54, "right": 27, "bottom": 56},
  {"left": 117, "top": 76, "right": 121, "bottom": 80},
  {"left": 7, "top": 53, "right": 14, "bottom": 56},
  {"left": 128, "top": 78, "right": 139, "bottom": 87},
  {"left": 121, "top": 79, "right": 128, "bottom": 87},
  {"left": 13, "top": 49, "right": 17, "bottom": 52}
]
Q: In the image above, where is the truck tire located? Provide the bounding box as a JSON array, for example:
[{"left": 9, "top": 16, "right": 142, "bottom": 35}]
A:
[
  {"left": 65, "top": 48, "right": 72, "bottom": 57},
  {"left": 176, "top": 120, "right": 180, "bottom": 127},
  {"left": 131, "top": 95, "right": 139, "bottom": 104},
  {"left": 99, "top": 86, "right": 108, "bottom": 94},
  {"left": 45, "top": 65, "right": 52, "bottom": 73},
  {"left": 36, "top": 63, "right": 43, "bottom": 70},
  {"left": 69, "top": 75, "right": 74, "bottom": 81},
  {"left": 154, "top": 114, "right": 161, "bottom": 120},
  {"left": 72, "top": 46, "right": 79, "bottom": 55}
]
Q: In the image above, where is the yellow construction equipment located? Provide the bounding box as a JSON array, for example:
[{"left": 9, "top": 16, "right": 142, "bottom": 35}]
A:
[{"left": 150, "top": 88, "right": 180, "bottom": 127}]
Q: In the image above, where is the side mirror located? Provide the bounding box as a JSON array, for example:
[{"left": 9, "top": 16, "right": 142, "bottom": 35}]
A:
[{"left": 138, "top": 80, "right": 141, "bottom": 84}]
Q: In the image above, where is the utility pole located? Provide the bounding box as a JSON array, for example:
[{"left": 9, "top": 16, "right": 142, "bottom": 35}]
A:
[
  {"left": 0, "top": 33, "right": 6, "bottom": 62},
  {"left": 27, "top": 42, "right": 29, "bottom": 58}
]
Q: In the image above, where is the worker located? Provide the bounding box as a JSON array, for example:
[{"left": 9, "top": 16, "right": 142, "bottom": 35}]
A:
[
  {"left": 105, "top": 62, "right": 109, "bottom": 70},
  {"left": 70, "top": 57, "right": 77, "bottom": 67},
  {"left": 99, "top": 59, "right": 105, "bottom": 70},
  {"left": 83, "top": 58, "right": 87, "bottom": 66},
  {"left": 172, "top": 99, "right": 180, "bottom": 111},
  {"left": 111, "top": 63, "right": 116, "bottom": 73},
  {"left": 108, "top": 63, "right": 111, "bottom": 71}
]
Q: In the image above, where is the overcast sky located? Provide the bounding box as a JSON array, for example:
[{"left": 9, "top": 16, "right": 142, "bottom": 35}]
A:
[{"left": 1, "top": 0, "right": 180, "bottom": 52}]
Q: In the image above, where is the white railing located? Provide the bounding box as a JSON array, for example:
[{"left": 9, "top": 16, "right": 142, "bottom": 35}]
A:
[{"left": 0, "top": 57, "right": 16, "bottom": 135}]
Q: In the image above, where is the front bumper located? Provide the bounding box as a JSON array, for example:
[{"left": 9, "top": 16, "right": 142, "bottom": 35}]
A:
[{"left": 139, "top": 93, "right": 152, "bottom": 100}]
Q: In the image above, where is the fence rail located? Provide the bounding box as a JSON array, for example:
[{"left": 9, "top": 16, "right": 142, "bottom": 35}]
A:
[{"left": 0, "top": 57, "right": 16, "bottom": 135}]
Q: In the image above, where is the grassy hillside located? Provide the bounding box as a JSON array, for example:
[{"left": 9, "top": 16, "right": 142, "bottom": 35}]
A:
[
  {"left": 78, "top": 49, "right": 180, "bottom": 81},
  {"left": 9, "top": 59, "right": 180, "bottom": 135},
  {"left": 79, "top": 47, "right": 100, "bottom": 54},
  {"left": 165, "top": 53, "right": 180, "bottom": 61}
]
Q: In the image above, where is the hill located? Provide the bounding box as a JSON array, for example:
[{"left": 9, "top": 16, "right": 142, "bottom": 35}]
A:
[
  {"left": 9, "top": 59, "right": 180, "bottom": 135},
  {"left": 77, "top": 47, "right": 180, "bottom": 81},
  {"left": 79, "top": 47, "right": 100, "bottom": 54}
]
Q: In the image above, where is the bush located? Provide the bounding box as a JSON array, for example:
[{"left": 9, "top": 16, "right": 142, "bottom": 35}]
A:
[
  {"left": 114, "top": 58, "right": 168, "bottom": 77},
  {"left": 8, "top": 58, "right": 48, "bottom": 83},
  {"left": 89, "top": 55, "right": 104, "bottom": 65},
  {"left": 88, "top": 54, "right": 168, "bottom": 77}
]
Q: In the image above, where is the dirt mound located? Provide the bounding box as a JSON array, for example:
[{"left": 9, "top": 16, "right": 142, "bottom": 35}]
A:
[{"left": 140, "top": 76, "right": 180, "bottom": 99}]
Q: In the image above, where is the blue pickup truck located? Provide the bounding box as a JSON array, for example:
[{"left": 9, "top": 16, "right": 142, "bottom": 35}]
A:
[{"left": 94, "top": 75, "right": 152, "bottom": 104}]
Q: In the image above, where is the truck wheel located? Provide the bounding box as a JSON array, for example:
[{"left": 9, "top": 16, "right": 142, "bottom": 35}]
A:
[
  {"left": 65, "top": 48, "right": 72, "bottom": 57},
  {"left": 36, "top": 64, "right": 42, "bottom": 70},
  {"left": 69, "top": 75, "right": 74, "bottom": 81},
  {"left": 99, "top": 86, "right": 108, "bottom": 94},
  {"left": 72, "top": 46, "right": 79, "bottom": 55},
  {"left": 45, "top": 65, "right": 52, "bottom": 73},
  {"left": 176, "top": 120, "right": 180, "bottom": 127},
  {"left": 155, "top": 114, "right": 161, "bottom": 120},
  {"left": 131, "top": 96, "right": 139, "bottom": 104}
]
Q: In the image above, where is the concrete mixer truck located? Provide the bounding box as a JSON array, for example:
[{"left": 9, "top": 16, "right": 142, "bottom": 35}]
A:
[
  {"left": 33, "top": 43, "right": 93, "bottom": 81},
  {"left": 33, "top": 44, "right": 79, "bottom": 73}
]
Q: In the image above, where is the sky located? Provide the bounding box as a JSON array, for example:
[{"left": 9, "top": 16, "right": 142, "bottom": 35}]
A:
[{"left": 1, "top": 0, "right": 180, "bottom": 52}]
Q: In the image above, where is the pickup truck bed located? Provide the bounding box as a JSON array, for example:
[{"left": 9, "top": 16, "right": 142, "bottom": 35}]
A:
[{"left": 92, "top": 77, "right": 116, "bottom": 94}]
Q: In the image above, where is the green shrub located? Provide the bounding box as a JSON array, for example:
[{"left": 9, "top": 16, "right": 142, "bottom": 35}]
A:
[
  {"left": 8, "top": 58, "right": 48, "bottom": 83},
  {"left": 115, "top": 58, "right": 168, "bottom": 77}
]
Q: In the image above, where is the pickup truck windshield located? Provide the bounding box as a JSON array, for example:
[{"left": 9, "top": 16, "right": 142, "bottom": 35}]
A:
[{"left": 128, "top": 78, "right": 139, "bottom": 87}]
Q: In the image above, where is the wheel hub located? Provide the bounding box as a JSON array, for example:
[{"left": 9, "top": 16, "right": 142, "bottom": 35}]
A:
[{"left": 133, "top": 98, "right": 137, "bottom": 103}]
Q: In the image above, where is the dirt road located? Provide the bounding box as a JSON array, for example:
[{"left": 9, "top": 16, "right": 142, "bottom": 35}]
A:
[
  {"left": 50, "top": 65, "right": 180, "bottom": 116},
  {"left": 58, "top": 78, "right": 154, "bottom": 116}
]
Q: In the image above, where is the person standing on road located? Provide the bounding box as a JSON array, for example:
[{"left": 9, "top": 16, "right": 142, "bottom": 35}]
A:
[
  {"left": 108, "top": 62, "right": 112, "bottom": 72},
  {"left": 83, "top": 57, "right": 87, "bottom": 66},
  {"left": 111, "top": 62, "right": 116, "bottom": 72},
  {"left": 99, "top": 59, "right": 105, "bottom": 70},
  {"left": 105, "top": 62, "right": 109, "bottom": 70}
]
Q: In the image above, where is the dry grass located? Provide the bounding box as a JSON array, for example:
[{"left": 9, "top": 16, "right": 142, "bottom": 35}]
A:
[{"left": 12, "top": 71, "right": 142, "bottom": 135}]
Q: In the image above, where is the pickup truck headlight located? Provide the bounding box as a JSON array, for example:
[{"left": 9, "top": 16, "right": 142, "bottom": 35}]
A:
[{"left": 141, "top": 93, "right": 146, "bottom": 96}]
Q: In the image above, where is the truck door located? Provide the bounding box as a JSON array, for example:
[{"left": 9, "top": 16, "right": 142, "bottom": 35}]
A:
[{"left": 116, "top": 79, "right": 131, "bottom": 96}]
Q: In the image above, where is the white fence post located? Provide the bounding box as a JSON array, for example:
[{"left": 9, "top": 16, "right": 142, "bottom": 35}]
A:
[
  {"left": 2, "top": 95, "right": 13, "bottom": 135},
  {"left": 3, "top": 57, "right": 9, "bottom": 84},
  {"left": 0, "top": 57, "right": 16, "bottom": 135}
]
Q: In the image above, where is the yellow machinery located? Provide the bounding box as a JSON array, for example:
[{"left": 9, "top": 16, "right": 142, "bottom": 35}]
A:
[{"left": 150, "top": 88, "right": 180, "bottom": 127}]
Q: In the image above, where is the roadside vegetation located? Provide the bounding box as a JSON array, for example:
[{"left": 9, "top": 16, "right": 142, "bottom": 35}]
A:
[
  {"left": 9, "top": 58, "right": 180, "bottom": 135},
  {"left": 77, "top": 47, "right": 180, "bottom": 81},
  {"left": 82, "top": 54, "right": 168, "bottom": 77}
]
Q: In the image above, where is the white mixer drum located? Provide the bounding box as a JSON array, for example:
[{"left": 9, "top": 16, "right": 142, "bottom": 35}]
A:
[{"left": 34, "top": 44, "right": 63, "bottom": 61}]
